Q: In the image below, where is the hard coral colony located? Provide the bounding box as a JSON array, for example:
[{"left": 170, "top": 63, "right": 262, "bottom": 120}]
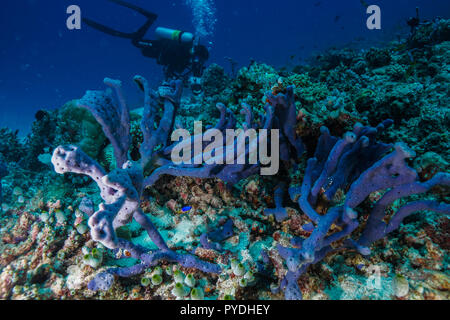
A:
[{"left": 0, "top": 17, "right": 449, "bottom": 301}]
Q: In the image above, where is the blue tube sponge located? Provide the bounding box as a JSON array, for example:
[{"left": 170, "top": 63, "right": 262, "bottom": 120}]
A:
[
  {"left": 78, "top": 78, "right": 131, "bottom": 168},
  {"left": 277, "top": 121, "right": 449, "bottom": 300},
  {"left": 264, "top": 183, "right": 288, "bottom": 222},
  {"left": 53, "top": 76, "right": 224, "bottom": 291}
]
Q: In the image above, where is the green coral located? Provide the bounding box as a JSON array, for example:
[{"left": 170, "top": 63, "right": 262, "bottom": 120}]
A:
[
  {"left": 202, "top": 63, "right": 231, "bottom": 96},
  {"left": 56, "top": 100, "right": 107, "bottom": 159}
]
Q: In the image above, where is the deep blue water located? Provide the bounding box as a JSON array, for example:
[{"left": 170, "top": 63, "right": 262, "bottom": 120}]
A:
[{"left": 0, "top": 0, "right": 449, "bottom": 134}]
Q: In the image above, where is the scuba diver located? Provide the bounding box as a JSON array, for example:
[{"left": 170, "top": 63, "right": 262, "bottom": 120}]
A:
[{"left": 83, "top": 0, "right": 209, "bottom": 94}]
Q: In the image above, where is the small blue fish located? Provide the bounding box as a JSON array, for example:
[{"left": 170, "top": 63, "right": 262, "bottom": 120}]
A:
[{"left": 181, "top": 206, "right": 192, "bottom": 213}]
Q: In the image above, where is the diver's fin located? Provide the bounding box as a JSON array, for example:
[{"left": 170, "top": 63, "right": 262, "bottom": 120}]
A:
[
  {"left": 108, "top": 0, "right": 158, "bottom": 20},
  {"left": 84, "top": 0, "right": 158, "bottom": 40},
  {"left": 83, "top": 18, "right": 136, "bottom": 39},
  {"left": 135, "top": 18, "right": 156, "bottom": 39}
]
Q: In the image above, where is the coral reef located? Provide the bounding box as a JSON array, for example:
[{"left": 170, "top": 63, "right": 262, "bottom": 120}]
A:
[{"left": 0, "top": 19, "right": 449, "bottom": 301}]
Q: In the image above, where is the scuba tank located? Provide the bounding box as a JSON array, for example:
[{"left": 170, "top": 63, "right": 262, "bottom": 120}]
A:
[
  {"left": 155, "top": 27, "right": 206, "bottom": 95},
  {"left": 155, "top": 27, "right": 194, "bottom": 44}
]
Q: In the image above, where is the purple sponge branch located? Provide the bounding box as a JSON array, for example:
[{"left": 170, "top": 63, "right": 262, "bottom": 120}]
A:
[
  {"left": 55, "top": 75, "right": 289, "bottom": 291},
  {"left": 385, "top": 200, "right": 450, "bottom": 233},
  {"left": 51, "top": 144, "right": 219, "bottom": 284},
  {"left": 52, "top": 145, "right": 150, "bottom": 249},
  {"left": 279, "top": 244, "right": 337, "bottom": 300},
  {"left": 265, "top": 86, "right": 305, "bottom": 159},
  {"left": 214, "top": 103, "right": 238, "bottom": 130},
  {"left": 51, "top": 145, "right": 112, "bottom": 200},
  {"left": 204, "top": 218, "right": 234, "bottom": 243},
  {"left": 88, "top": 232, "right": 222, "bottom": 291},
  {"left": 134, "top": 77, "right": 183, "bottom": 167},
  {"left": 241, "top": 103, "right": 255, "bottom": 130},
  {"left": 142, "top": 249, "right": 221, "bottom": 273},
  {"left": 52, "top": 77, "right": 224, "bottom": 292},
  {"left": 160, "top": 102, "right": 238, "bottom": 161},
  {"left": 277, "top": 121, "right": 449, "bottom": 300},
  {"left": 144, "top": 102, "right": 274, "bottom": 187},
  {"left": 133, "top": 75, "right": 159, "bottom": 166},
  {"left": 264, "top": 183, "right": 289, "bottom": 222},
  {"left": 213, "top": 103, "right": 229, "bottom": 130},
  {"left": 51, "top": 143, "right": 222, "bottom": 289},
  {"left": 342, "top": 142, "right": 418, "bottom": 218},
  {"left": 144, "top": 164, "right": 216, "bottom": 187},
  {"left": 200, "top": 233, "right": 223, "bottom": 251},
  {"left": 358, "top": 172, "right": 450, "bottom": 247},
  {"left": 310, "top": 131, "right": 356, "bottom": 200},
  {"left": 298, "top": 158, "right": 322, "bottom": 224},
  {"left": 321, "top": 123, "right": 393, "bottom": 202},
  {"left": 88, "top": 202, "right": 121, "bottom": 249},
  {"left": 198, "top": 218, "right": 235, "bottom": 251},
  {"left": 133, "top": 209, "right": 169, "bottom": 250},
  {"left": 77, "top": 78, "right": 130, "bottom": 168}
]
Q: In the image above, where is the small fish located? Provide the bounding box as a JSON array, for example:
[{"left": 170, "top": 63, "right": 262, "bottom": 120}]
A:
[
  {"left": 181, "top": 206, "right": 192, "bottom": 213},
  {"left": 334, "top": 15, "right": 341, "bottom": 23},
  {"left": 314, "top": 1, "right": 321, "bottom": 7}
]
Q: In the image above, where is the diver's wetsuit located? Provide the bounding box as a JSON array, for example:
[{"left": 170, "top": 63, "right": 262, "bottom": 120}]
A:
[{"left": 135, "top": 39, "right": 209, "bottom": 79}]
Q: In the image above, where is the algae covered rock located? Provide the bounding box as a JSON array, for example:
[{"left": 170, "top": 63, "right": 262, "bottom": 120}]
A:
[
  {"left": 56, "top": 100, "right": 107, "bottom": 160},
  {"left": 365, "top": 47, "right": 392, "bottom": 68},
  {"left": 202, "top": 63, "right": 230, "bottom": 96}
]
